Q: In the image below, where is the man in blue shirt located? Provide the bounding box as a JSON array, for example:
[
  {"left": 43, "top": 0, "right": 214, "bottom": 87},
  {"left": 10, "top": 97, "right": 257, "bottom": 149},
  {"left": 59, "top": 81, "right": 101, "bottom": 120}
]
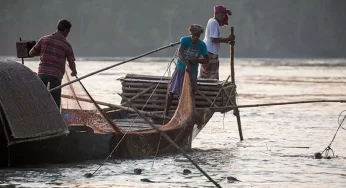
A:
[{"left": 164, "top": 24, "right": 209, "bottom": 117}]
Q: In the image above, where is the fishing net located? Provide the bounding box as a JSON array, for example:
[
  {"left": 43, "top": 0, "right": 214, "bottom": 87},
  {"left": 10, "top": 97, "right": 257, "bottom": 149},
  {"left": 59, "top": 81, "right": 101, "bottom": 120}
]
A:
[
  {"left": 59, "top": 63, "right": 215, "bottom": 158},
  {"left": 114, "top": 71, "right": 198, "bottom": 158},
  {"left": 60, "top": 65, "right": 119, "bottom": 133}
]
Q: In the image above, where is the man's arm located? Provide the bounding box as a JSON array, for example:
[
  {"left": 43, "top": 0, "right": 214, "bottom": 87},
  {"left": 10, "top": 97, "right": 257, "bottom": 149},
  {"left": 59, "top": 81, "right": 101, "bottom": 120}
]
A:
[
  {"left": 190, "top": 42, "right": 209, "bottom": 65},
  {"left": 67, "top": 59, "right": 77, "bottom": 76},
  {"left": 211, "top": 36, "right": 233, "bottom": 44},
  {"left": 178, "top": 45, "right": 193, "bottom": 72},
  {"left": 199, "top": 55, "right": 209, "bottom": 64},
  {"left": 29, "top": 39, "right": 42, "bottom": 57},
  {"left": 208, "top": 20, "right": 234, "bottom": 44},
  {"left": 178, "top": 45, "right": 189, "bottom": 65},
  {"left": 190, "top": 55, "right": 209, "bottom": 65},
  {"left": 66, "top": 46, "right": 77, "bottom": 76}
]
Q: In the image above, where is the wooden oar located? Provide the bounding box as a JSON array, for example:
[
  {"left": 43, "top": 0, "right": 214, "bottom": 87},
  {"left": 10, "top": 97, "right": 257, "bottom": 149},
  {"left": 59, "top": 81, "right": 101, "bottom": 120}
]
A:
[{"left": 61, "top": 94, "right": 171, "bottom": 120}]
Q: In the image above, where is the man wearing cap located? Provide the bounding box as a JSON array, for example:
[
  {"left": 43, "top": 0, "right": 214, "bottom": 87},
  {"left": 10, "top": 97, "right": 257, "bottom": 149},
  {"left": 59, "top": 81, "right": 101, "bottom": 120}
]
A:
[
  {"left": 199, "top": 5, "right": 234, "bottom": 80},
  {"left": 29, "top": 19, "right": 77, "bottom": 109}
]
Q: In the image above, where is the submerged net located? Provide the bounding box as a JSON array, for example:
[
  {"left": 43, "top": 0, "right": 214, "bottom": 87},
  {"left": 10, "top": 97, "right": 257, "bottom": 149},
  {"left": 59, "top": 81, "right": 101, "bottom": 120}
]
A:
[
  {"left": 59, "top": 62, "right": 214, "bottom": 158},
  {"left": 60, "top": 65, "right": 119, "bottom": 133}
]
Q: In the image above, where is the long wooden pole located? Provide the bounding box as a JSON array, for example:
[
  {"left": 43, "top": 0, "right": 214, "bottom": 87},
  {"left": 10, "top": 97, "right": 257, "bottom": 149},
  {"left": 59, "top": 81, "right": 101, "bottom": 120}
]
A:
[
  {"left": 209, "top": 99, "right": 346, "bottom": 111},
  {"left": 230, "top": 27, "right": 244, "bottom": 141},
  {"left": 49, "top": 41, "right": 180, "bottom": 92},
  {"left": 19, "top": 37, "right": 24, "bottom": 65}
]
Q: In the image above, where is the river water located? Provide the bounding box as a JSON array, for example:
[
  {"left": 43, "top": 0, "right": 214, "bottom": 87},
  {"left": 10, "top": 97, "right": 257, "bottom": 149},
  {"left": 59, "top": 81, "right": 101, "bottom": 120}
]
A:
[{"left": 1, "top": 58, "right": 346, "bottom": 188}]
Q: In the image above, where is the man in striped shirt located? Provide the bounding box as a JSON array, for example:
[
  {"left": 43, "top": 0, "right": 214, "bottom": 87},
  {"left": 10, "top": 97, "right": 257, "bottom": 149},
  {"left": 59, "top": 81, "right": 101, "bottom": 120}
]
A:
[{"left": 29, "top": 19, "right": 77, "bottom": 109}]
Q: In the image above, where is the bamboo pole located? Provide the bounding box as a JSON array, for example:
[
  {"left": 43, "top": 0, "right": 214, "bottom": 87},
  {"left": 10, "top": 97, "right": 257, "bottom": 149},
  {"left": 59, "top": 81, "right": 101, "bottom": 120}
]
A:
[
  {"left": 49, "top": 41, "right": 180, "bottom": 92},
  {"left": 106, "top": 99, "right": 346, "bottom": 113},
  {"left": 61, "top": 94, "right": 171, "bottom": 120},
  {"left": 209, "top": 99, "right": 346, "bottom": 111},
  {"left": 210, "top": 75, "right": 230, "bottom": 108},
  {"left": 230, "top": 27, "right": 244, "bottom": 141},
  {"left": 222, "top": 87, "right": 237, "bottom": 112}
]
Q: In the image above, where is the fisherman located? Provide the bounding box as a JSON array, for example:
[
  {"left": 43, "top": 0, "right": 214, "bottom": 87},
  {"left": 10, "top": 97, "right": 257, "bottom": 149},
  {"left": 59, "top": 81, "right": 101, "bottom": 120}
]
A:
[
  {"left": 199, "top": 5, "right": 234, "bottom": 80},
  {"left": 164, "top": 24, "right": 209, "bottom": 116},
  {"left": 29, "top": 19, "right": 77, "bottom": 109}
]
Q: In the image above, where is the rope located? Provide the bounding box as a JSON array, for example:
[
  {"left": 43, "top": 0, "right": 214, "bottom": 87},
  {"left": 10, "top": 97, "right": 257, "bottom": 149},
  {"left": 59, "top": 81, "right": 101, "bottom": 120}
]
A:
[
  {"left": 152, "top": 51, "right": 178, "bottom": 165},
  {"left": 86, "top": 52, "right": 178, "bottom": 177},
  {"left": 120, "top": 94, "right": 222, "bottom": 188},
  {"left": 320, "top": 110, "right": 346, "bottom": 158},
  {"left": 151, "top": 134, "right": 163, "bottom": 169}
]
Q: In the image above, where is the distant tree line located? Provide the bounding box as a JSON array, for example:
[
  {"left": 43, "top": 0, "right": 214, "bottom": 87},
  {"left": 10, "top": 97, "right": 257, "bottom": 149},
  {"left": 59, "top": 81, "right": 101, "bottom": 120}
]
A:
[{"left": 1, "top": 0, "right": 345, "bottom": 58}]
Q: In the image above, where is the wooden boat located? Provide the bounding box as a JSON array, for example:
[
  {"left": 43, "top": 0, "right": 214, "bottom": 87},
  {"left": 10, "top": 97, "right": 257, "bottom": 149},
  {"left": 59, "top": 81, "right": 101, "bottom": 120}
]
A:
[{"left": 0, "top": 60, "right": 235, "bottom": 166}]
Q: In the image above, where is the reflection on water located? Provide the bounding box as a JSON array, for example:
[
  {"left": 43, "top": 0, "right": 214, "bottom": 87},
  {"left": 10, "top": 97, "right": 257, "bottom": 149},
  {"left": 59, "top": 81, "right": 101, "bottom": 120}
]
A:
[{"left": 1, "top": 58, "right": 346, "bottom": 188}]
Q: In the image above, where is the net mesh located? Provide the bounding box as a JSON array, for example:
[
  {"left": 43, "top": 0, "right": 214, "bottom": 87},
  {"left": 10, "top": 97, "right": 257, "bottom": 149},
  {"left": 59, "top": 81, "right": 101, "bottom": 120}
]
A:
[
  {"left": 59, "top": 64, "right": 215, "bottom": 158},
  {"left": 60, "top": 65, "right": 117, "bottom": 133}
]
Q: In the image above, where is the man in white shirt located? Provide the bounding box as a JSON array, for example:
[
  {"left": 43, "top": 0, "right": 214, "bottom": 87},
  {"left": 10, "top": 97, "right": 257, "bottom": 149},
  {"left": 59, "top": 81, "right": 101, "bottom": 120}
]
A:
[{"left": 199, "top": 5, "right": 234, "bottom": 80}]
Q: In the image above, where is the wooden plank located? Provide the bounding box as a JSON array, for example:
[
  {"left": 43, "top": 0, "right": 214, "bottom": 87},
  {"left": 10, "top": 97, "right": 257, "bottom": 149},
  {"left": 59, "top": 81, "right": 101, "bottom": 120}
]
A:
[
  {"left": 126, "top": 101, "right": 222, "bottom": 110},
  {"left": 196, "top": 90, "right": 219, "bottom": 107},
  {"left": 121, "top": 94, "right": 225, "bottom": 100},
  {"left": 121, "top": 82, "right": 223, "bottom": 91},
  {"left": 121, "top": 74, "right": 233, "bottom": 83},
  {"left": 210, "top": 75, "right": 230, "bottom": 108},
  {"left": 122, "top": 87, "right": 222, "bottom": 96},
  {"left": 123, "top": 99, "right": 220, "bottom": 106},
  {"left": 121, "top": 74, "right": 171, "bottom": 80},
  {"left": 121, "top": 78, "right": 226, "bottom": 86},
  {"left": 122, "top": 74, "right": 224, "bottom": 83},
  {"left": 121, "top": 84, "right": 156, "bottom": 105},
  {"left": 121, "top": 93, "right": 223, "bottom": 101}
]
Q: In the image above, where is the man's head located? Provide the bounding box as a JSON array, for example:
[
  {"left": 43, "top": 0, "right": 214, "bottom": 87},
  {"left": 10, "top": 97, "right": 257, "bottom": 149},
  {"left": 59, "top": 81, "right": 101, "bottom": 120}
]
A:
[
  {"left": 57, "top": 19, "right": 72, "bottom": 37},
  {"left": 214, "top": 5, "right": 231, "bottom": 27},
  {"left": 188, "top": 24, "right": 204, "bottom": 43}
]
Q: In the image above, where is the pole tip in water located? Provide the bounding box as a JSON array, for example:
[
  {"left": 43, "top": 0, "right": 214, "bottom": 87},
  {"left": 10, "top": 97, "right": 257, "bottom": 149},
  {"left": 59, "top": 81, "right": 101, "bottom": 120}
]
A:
[{"left": 84, "top": 173, "right": 93, "bottom": 178}]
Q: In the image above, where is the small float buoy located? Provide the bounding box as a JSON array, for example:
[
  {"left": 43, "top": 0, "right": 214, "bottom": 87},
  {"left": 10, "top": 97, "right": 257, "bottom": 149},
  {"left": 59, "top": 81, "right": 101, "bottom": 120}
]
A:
[
  {"left": 134, "top": 168, "right": 142, "bottom": 175},
  {"left": 140, "top": 178, "right": 155, "bottom": 183},
  {"left": 183, "top": 169, "right": 191, "bottom": 175},
  {"left": 314, "top": 152, "right": 322, "bottom": 159},
  {"left": 227, "top": 176, "right": 241, "bottom": 183}
]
